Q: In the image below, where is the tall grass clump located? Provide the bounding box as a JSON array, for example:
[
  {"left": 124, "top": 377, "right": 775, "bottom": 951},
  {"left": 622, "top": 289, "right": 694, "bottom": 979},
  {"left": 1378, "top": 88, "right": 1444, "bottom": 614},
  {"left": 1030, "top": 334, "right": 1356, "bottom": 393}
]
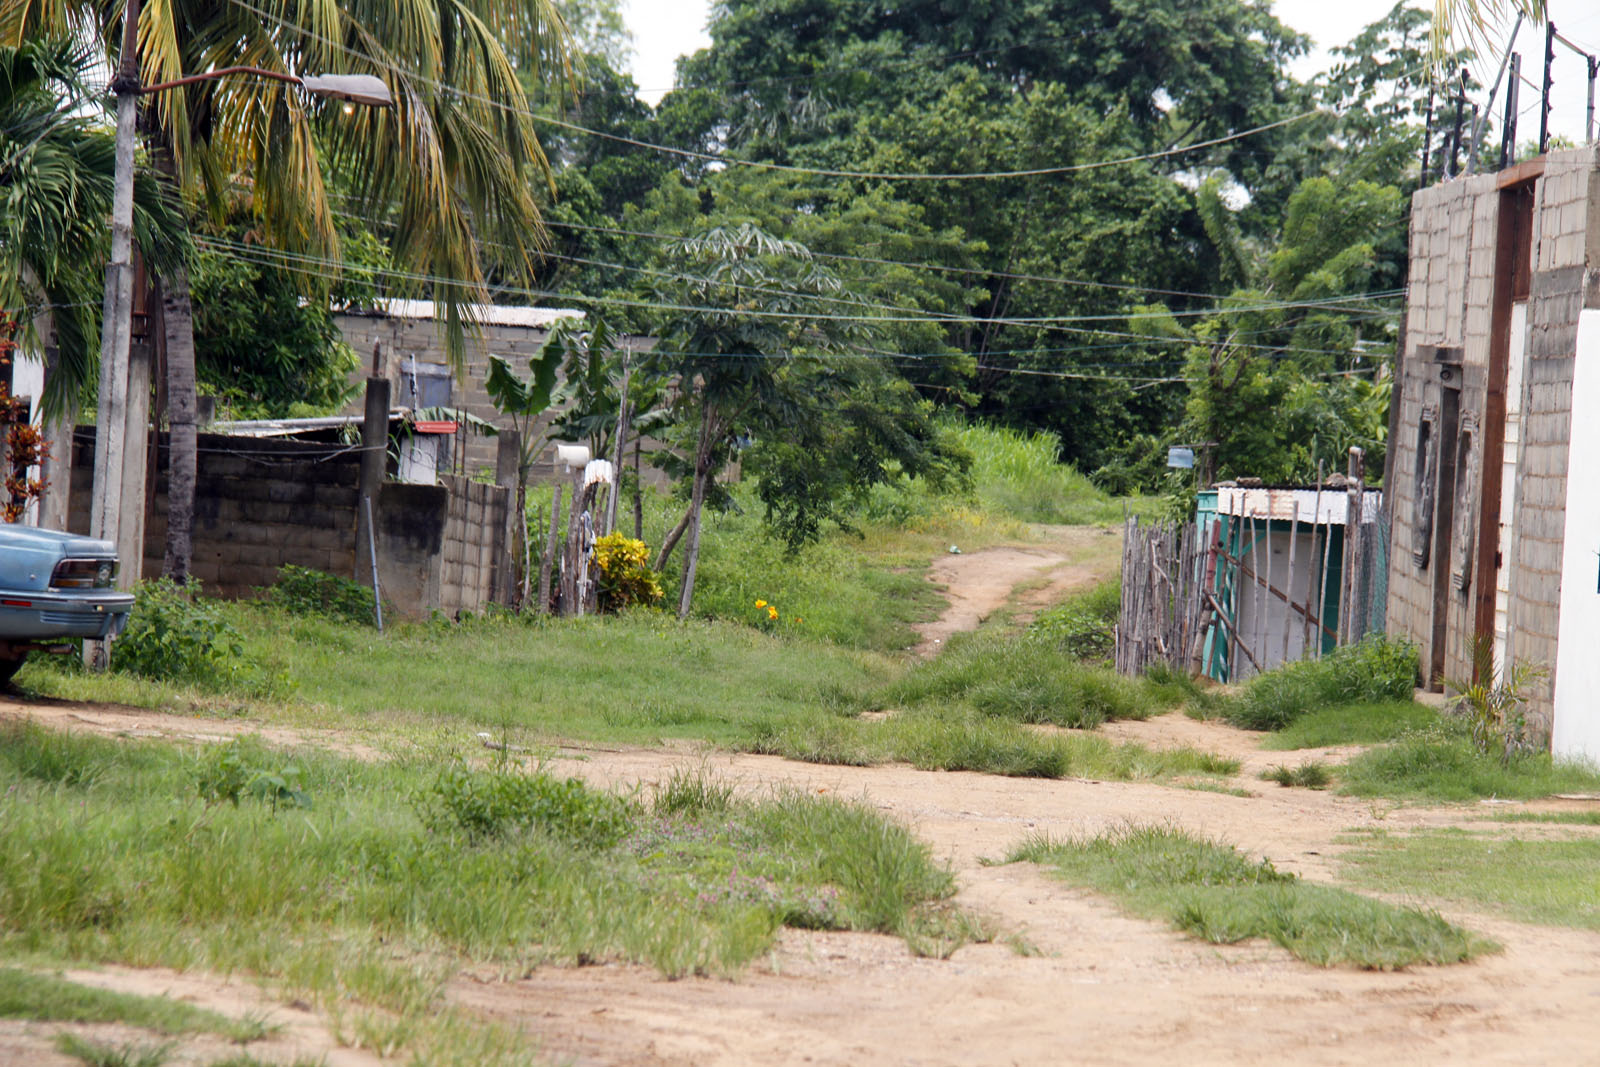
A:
[
  {"left": 0, "top": 726, "right": 967, "bottom": 1002},
  {"left": 879, "top": 628, "right": 1166, "bottom": 728},
  {"left": 953, "top": 422, "right": 1126, "bottom": 525},
  {"left": 1012, "top": 824, "right": 1493, "bottom": 969},
  {"left": 1026, "top": 579, "right": 1120, "bottom": 663},
  {"left": 1221, "top": 635, "right": 1418, "bottom": 732},
  {"left": 1338, "top": 731, "right": 1600, "bottom": 802}
]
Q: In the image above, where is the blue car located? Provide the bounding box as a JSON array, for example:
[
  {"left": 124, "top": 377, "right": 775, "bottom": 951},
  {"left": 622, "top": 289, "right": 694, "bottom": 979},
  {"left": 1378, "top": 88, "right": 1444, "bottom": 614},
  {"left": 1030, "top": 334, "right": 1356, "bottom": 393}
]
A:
[{"left": 0, "top": 525, "right": 134, "bottom": 686}]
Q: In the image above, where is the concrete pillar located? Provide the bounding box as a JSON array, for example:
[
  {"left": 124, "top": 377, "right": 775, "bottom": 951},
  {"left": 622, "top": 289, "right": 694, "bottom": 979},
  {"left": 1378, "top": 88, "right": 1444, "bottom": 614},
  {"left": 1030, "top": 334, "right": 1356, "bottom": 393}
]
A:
[{"left": 354, "top": 376, "right": 390, "bottom": 588}]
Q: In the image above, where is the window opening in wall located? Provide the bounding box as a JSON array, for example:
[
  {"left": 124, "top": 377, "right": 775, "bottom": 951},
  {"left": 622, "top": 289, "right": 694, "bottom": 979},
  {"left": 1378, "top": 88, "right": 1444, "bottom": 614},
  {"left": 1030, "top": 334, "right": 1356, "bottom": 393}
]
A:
[
  {"left": 1413, "top": 406, "right": 1438, "bottom": 569},
  {"left": 1452, "top": 415, "right": 1480, "bottom": 594}
]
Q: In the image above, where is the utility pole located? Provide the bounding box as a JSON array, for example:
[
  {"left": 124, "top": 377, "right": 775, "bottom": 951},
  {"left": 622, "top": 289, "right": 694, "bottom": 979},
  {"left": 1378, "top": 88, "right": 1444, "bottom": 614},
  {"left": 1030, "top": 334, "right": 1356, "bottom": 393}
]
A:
[{"left": 84, "top": 0, "right": 142, "bottom": 669}]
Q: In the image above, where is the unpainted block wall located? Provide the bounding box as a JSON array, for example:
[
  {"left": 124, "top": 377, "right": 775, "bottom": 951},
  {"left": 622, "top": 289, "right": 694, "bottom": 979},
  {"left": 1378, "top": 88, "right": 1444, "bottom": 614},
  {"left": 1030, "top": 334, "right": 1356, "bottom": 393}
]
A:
[
  {"left": 334, "top": 311, "right": 658, "bottom": 487},
  {"left": 1387, "top": 146, "right": 1600, "bottom": 737},
  {"left": 66, "top": 429, "right": 360, "bottom": 596},
  {"left": 65, "top": 429, "right": 511, "bottom": 617}
]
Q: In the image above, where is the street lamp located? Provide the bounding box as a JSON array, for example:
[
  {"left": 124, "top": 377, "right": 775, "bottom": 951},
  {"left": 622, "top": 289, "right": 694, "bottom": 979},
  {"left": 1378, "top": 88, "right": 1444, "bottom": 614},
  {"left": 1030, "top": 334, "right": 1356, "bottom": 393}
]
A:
[{"left": 87, "top": 0, "right": 391, "bottom": 664}]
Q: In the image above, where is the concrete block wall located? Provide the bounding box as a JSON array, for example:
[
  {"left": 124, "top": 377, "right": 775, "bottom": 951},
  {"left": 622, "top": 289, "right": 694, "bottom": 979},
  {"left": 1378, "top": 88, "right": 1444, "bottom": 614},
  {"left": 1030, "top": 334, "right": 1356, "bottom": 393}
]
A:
[
  {"left": 66, "top": 428, "right": 511, "bottom": 618},
  {"left": 1385, "top": 174, "right": 1499, "bottom": 665},
  {"left": 1508, "top": 146, "right": 1600, "bottom": 734},
  {"left": 1387, "top": 146, "right": 1600, "bottom": 738},
  {"left": 66, "top": 428, "right": 361, "bottom": 597},
  {"left": 334, "top": 311, "right": 657, "bottom": 487},
  {"left": 439, "top": 475, "right": 510, "bottom": 616}
]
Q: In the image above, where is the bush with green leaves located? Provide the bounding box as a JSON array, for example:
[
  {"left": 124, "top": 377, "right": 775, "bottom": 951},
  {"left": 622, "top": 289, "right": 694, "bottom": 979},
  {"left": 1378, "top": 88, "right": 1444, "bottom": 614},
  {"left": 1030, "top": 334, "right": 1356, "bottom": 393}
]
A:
[
  {"left": 1222, "top": 635, "right": 1419, "bottom": 732},
  {"left": 1026, "top": 579, "right": 1120, "bottom": 662},
  {"left": 593, "top": 533, "right": 663, "bottom": 612},
  {"left": 111, "top": 580, "right": 257, "bottom": 690},
  {"left": 196, "top": 740, "right": 312, "bottom": 812},
  {"left": 414, "top": 764, "right": 635, "bottom": 848},
  {"left": 262, "top": 565, "right": 378, "bottom": 626}
]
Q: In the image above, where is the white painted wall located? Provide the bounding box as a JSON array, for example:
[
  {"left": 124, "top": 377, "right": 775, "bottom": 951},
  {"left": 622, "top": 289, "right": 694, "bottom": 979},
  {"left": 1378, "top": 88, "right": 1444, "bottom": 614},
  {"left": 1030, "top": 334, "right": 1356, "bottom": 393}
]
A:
[
  {"left": 11, "top": 350, "right": 46, "bottom": 526},
  {"left": 1553, "top": 309, "right": 1600, "bottom": 764}
]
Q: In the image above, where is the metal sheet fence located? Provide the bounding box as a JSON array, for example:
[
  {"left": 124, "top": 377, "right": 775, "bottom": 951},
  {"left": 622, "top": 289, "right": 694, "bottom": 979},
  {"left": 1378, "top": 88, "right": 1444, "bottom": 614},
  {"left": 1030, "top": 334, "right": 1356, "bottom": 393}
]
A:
[{"left": 1116, "top": 511, "right": 1390, "bottom": 680}]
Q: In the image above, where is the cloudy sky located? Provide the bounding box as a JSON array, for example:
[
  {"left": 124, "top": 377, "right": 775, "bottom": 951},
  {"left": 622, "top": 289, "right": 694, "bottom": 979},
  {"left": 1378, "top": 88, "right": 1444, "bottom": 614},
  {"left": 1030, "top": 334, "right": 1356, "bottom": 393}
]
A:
[{"left": 616, "top": 0, "right": 1599, "bottom": 145}]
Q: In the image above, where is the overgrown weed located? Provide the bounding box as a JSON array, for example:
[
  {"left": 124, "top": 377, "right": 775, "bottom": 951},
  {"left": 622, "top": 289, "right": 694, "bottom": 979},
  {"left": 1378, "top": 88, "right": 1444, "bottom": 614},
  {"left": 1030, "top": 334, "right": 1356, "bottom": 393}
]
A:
[{"left": 1011, "top": 824, "right": 1493, "bottom": 968}]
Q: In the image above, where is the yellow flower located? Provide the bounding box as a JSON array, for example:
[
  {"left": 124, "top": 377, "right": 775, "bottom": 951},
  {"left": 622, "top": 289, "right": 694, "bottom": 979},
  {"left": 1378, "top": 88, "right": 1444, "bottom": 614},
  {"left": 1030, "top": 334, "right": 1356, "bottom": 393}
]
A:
[
  {"left": 767, "top": 606, "right": 779, "bottom": 621},
  {"left": 755, "top": 599, "right": 767, "bottom": 608}
]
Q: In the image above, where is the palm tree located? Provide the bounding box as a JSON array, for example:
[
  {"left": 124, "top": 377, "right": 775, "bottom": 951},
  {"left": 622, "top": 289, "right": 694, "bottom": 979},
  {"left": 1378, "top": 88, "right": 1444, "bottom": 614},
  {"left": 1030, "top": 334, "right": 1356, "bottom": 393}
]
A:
[
  {"left": 0, "top": 38, "right": 185, "bottom": 522},
  {"left": 1, "top": 0, "right": 569, "bottom": 580},
  {"left": 1431, "top": 1, "right": 1546, "bottom": 60}
]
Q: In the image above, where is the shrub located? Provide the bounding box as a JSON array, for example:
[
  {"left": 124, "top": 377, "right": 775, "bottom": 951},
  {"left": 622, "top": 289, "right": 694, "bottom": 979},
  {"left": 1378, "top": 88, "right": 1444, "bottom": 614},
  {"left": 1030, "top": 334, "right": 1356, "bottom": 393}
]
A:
[
  {"left": 196, "top": 740, "right": 312, "bottom": 812},
  {"left": 1026, "top": 579, "right": 1119, "bottom": 662},
  {"left": 1223, "top": 635, "right": 1418, "bottom": 732},
  {"left": 111, "top": 579, "right": 256, "bottom": 690},
  {"left": 262, "top": 565, "right": 378, "bottom": 626},
  {"left": 1447, "top": 636, "right": 1547, "bottom": 765},
  {"left": 593, "top": 532, "right": 663, "bottom": 612},
  {"left": 414, "top": 765, "right": 634, "bottom": 848}
]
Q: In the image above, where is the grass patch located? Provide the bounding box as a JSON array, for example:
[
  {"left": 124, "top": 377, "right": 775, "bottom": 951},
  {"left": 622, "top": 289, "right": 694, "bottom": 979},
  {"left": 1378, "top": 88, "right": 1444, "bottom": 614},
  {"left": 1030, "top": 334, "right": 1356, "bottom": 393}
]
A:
[
  {"left": 1339, "top": 734, "right": 1600, "bottom": 802},
  {"left": 1341, "top": 829, "right": 1600, "bottom": 930},
  {"left": 744, "top": 706, "right": 1238, "bottom": 781},
  {"left": 53, "top": 1035, "right": 172, "bottom": 1067},
  {"left": 1180, "top": 781, "right": 1256, "bottom": 798},
  {"left": 1217, "top": 636, "right": 1419, "bottom": 732},
  {"left": 1011, "top": 825, "right": 1493, "bottom": 969},
  {"left": 1480, "top": 810, "right": 1600, "bottom": 825},
  {"left": 876, "top": 628, "right": 1178, "bottom": 729},
  {"left": 951, "top": 422, "right": 1130, "bottom": 526},
  {"left": 1262, "top": 700, "right": 1439, "bottom": 750},
  {"left": 0, "top": 967, "right": 263, "bottom": 1040},
  {"left": 1261, "top": 762, "right": 1333, "bottom": 789},
  {"left": 0, "top": 724, "right": 964, "bottom": 1016}
]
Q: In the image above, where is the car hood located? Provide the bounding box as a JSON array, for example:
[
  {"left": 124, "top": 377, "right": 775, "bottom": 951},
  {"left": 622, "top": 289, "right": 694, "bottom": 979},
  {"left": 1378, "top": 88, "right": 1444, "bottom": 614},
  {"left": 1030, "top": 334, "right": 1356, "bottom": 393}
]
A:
[{"left": 0, "top": 526, "right": 118, "bottom": 558}]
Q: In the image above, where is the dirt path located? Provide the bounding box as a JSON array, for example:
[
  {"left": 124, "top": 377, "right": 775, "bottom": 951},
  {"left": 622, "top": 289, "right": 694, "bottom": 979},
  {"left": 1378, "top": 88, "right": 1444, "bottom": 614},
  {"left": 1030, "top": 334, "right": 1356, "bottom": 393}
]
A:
[
  {"left": 4, "top": 695, "right": 1599, "bottom": 1065},
  {"left": 911, "top": 525, "right": 1116, "bottom": 655},
  {"left": 4, "top": 530, "right": 1597, "bottom": 1065}
]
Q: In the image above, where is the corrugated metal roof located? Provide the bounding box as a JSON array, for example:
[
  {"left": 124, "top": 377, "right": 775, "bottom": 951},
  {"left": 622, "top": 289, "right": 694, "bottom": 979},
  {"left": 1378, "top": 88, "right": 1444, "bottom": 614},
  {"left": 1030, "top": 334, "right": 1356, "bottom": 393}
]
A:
[
  {"left": 345, "top": 300, "right": 586, "bottom": 328},
  {"left": 1214, "top": 485, "right": 1383, "bottom": 525}
]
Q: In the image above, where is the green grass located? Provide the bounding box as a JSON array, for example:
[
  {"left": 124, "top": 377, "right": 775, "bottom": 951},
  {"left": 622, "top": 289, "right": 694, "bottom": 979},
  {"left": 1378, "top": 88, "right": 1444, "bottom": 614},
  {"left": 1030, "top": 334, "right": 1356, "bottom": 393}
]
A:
[
  {"left": 744, "top": 706, "right": 1238, "bottom": 781},
  {"left": 0, "top": 967, "right": 264, "bottom": 1040},
  {"left": 1262, "top": 700, "right": 1440, "bottom": 750},
  {"left": 54, "top": 1035, "right": 172, "bottom": 1067},
  {"left": 1338, "top": 735, "right": 1600, "bottom": 802},
  {"left": 1011, "top": 825, "right": 1494, "bottom": 969},
  {"left": 1341, "top": 829, "right": 1600, "bottom": 930},
  {"left": 0, "top": 721, "right": 963, "bottom": 979},
  {"left": 1213, "top": 636, "right": 1420, "bottom": 732},
  {"left": 950, "top": 422, "right": 1132, "bottom": 525},
  {"left": 873, "top": 628, "right": 1183, "bottom": 729},
  {"left": 1480, "top": 810, "right": 1600, "bottom": 825},
  {"left": 1261, "top": 761, "right": 1333, "bottom": 789}
]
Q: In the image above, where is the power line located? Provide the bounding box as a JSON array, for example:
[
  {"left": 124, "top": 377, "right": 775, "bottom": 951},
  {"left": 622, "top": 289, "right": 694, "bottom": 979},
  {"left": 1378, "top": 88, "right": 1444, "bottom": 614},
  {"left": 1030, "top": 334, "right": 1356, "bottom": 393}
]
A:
[
  {"left": 197, "top": 233, "right": 1399, "bottom": 333},
  {"left": 226, "top": 0, "right": 1324, "bottom": 184}
]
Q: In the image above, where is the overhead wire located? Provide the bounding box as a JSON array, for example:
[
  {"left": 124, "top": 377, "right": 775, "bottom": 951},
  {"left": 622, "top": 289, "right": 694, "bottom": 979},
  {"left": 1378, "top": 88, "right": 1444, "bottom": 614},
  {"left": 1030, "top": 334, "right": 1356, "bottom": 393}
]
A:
[{"left": 226, "top": 0, "right": 1325, "bottom": 183}]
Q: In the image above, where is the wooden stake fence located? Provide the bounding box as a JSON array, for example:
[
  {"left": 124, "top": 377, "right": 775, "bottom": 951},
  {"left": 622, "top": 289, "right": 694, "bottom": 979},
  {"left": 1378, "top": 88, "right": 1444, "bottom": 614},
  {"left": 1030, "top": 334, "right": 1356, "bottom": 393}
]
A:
[{"left": 1115, "top": 518, "right": 1206, "bottom": 677}]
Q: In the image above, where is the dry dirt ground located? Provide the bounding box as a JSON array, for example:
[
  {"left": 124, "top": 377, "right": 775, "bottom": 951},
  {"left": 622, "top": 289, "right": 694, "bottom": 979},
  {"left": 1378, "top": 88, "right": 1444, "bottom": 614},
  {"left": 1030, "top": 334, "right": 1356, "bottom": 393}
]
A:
[{"left": 5, "top": 531, "right": 1600, "bottom": 1066}]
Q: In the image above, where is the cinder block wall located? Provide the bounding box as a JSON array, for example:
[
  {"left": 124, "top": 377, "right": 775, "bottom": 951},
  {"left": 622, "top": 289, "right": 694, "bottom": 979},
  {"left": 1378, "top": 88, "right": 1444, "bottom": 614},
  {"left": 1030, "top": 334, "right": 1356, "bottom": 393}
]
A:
[
  {"left": 1386, "top": 172, "right": 1499, "bottom": 685},
  {"left": 1387, "top": 146, "right": 1600, "bottom": 736},
  {"left": 1509, "top": 148, "right": 1600, "bottom": 735},
  {"left": 334, "top": 311, "right": 657, "bottom": 487},
  {"left": 67, "top": 428, "right": 361, "bottom": 596},
  {"left": 66, "top": 429, "right": 511, "bottom": 617}
]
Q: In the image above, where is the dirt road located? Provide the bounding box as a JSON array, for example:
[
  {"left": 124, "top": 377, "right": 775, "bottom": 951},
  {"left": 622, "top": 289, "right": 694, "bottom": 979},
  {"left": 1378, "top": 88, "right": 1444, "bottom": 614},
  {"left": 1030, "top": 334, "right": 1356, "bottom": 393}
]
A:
[{"left": 4, "top": 528, "right": 1599, "bottom": 1065}]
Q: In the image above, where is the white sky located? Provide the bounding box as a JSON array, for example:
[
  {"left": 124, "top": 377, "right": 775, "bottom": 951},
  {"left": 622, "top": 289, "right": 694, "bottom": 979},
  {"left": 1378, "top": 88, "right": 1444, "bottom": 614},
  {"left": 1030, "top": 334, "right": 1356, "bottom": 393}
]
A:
[{"left": 618, "top": 0, "right": 1598, "bottom": 145}]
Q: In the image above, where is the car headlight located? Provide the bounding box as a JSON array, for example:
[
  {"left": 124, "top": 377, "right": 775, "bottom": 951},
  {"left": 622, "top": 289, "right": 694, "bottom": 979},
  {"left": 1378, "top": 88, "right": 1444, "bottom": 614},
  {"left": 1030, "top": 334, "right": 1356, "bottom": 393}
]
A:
[{"left": 51, "top": 558, "right": 119, "bottom": 589}]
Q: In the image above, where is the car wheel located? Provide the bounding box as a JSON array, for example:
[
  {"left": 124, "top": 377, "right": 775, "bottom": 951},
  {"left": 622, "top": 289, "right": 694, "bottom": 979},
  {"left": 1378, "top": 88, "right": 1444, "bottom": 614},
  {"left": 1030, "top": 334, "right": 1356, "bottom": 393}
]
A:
[{"left": 0, "top": 656, "right": 23, "bottom": 690}]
